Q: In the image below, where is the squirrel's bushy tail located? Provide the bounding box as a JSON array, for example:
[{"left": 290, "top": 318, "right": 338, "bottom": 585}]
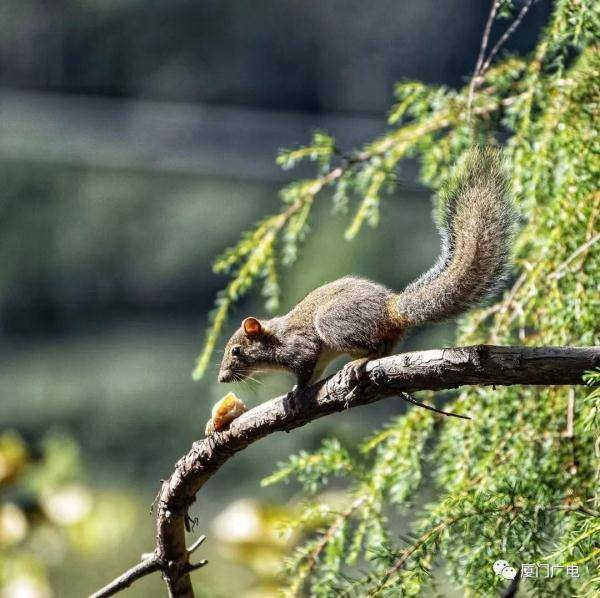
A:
[{"left": 397, "top": 147, "right": 516, "bottom": 325}]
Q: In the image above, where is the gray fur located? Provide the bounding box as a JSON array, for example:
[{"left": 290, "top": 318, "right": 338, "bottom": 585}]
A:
[
  {"left": 398, "top": 147, "right": 515, "bottom": 324},
  {"left": 218, "top": 147, "right": 516, "bottom": 387}
]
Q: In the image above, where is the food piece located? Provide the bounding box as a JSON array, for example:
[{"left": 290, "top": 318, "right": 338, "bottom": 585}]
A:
[{"left": 205, "top": 392, "right": 247, "bottom": 436}]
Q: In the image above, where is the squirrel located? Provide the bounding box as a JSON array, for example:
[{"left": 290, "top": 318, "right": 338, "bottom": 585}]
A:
[{"left": 218, "top": 147, "right": 515, "bottom": 396}]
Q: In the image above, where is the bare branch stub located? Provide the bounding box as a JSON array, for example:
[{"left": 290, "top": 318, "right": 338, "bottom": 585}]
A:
[{"left": 93, "top": 344, "right": 600, "bottom": 597}]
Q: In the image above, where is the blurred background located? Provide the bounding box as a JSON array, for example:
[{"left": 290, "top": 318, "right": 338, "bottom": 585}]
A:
[{"left": 0, "top": 2, "right": 551, "bottom": 596}]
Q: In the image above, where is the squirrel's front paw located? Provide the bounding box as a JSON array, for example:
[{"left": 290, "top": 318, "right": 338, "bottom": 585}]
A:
[{"left": 339, "top": 358, "right": 369, "bottom": 388}]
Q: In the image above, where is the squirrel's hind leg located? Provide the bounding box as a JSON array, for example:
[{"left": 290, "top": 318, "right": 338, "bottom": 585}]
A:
[
  {"left": 339, "top": 339, "right": 397, "bottom": 388},
  {"left": 339, "top": 357, "right": 370, "bottom": 387}
]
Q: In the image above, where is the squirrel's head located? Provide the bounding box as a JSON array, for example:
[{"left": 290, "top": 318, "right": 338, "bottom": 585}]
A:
[{"left": 218, "top": 317, "right": 279, "bottom": 383}]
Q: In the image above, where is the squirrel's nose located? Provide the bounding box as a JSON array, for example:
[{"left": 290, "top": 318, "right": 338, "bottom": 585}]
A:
[{"left": 218, "top": 370, "right": 230, "bottom": 383}]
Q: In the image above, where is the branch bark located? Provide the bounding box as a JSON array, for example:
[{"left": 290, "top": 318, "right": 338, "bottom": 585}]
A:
[{"left": 93, "top": 345, "right": 600, "bottom": 597}]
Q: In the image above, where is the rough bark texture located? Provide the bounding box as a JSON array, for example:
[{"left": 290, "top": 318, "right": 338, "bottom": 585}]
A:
[{"left": 93, "top": 345, "right": 600, "bottom": 597}]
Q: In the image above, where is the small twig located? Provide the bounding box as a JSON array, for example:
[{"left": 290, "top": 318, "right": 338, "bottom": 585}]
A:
[
  {"left": 467, "top": 0, "right": 499, "bottom": 120},
  {"left": 400, "top": 392, "right": 471, "bottom": 420},
  {"left": 368, "top": 520, "right": 450, "bottom": 596},
  {"left": 188, "top": 534, "right": 207, "bottom": 555},
  {"left": 468, "top": 0, "right": 535, "bottom": 121},
  {"left": 187, "top": 560, "right": 209, "bottom": 572},
  {"left": 549, "top": 232, "right": 600, "bottom": 280},
  {"left": 89, "top": 556, "right": 162, "bottom": 598},
  {"left": 481, "top": 0, "right": 536, "bottom": 75},
  {"left": 578, "top": 505, "right": 600, "bottom": 518}
]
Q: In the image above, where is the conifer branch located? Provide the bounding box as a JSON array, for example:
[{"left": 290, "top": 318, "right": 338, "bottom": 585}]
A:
[
  {"left": 369, "top": 501, "right": 592, "bottom": 597},
  {"left": 93, "top": 345, "right": 599, "bottom": 597}
]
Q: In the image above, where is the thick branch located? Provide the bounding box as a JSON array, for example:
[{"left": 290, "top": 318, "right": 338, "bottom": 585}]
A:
[{"left": 96, "top": 345, "right": 600, "bottom": 597}]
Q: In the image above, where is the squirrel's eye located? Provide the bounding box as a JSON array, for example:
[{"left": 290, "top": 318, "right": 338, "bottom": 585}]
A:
[{"left": 231, "top": 345, "right": 241, "bottom": 357}]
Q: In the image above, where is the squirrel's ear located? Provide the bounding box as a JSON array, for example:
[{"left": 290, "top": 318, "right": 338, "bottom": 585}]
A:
[{"left": 242, "top": 317, "right": 263, "bottom": 336}]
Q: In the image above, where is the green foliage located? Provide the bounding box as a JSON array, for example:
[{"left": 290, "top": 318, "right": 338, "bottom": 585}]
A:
[
  {"left": 262, "top": 439, "right": 356, "bottom": 495},
  {"left": 196, "top": 1, "right": 599, "bottom": 595},
  {"left": 263, "top": 410, "right": 435, "bottom": 597},
  {"left": 277, "top": 131, "right": 336, "bottom": 173}
]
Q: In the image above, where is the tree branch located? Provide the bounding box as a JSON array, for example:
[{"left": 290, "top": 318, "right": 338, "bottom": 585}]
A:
[
  {"left": 93, "top": 345, "right": 599, "bottom": 597},
  {"left": 480, "top": 0, "right": 536, "bottom": 77},
  {"left": 90, "top": 556, "right": 162, "bottom": 598},
  {"left": 467, "top": 0, "right": 535, "bottom": 120},
  {"left": 467, "top": 0, "right": 499, "bottom": 119}
]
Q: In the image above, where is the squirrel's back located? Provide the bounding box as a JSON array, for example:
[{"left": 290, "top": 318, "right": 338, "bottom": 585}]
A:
[{"left": 396, "top": 147, "right": 516, "bottom": 325}]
